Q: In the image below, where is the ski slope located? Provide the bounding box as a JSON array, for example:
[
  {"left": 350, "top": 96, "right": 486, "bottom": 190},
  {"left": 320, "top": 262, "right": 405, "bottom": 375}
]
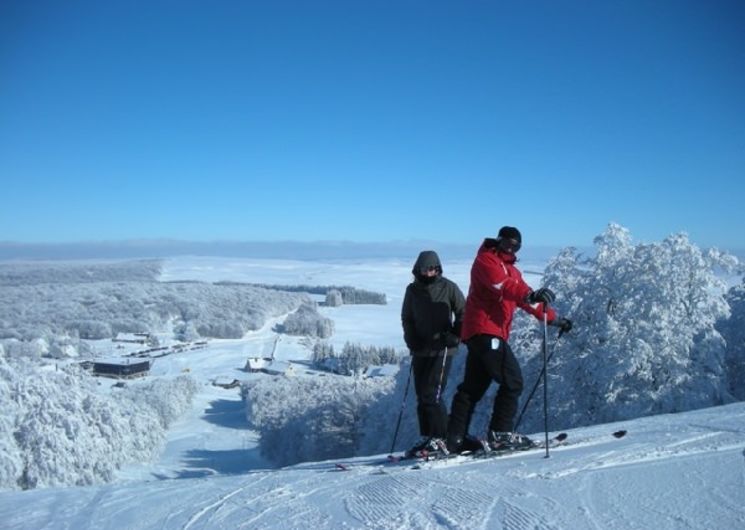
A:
[
  {"left": 1, "top": 256, "right": 743, "bottom": 529},
  {"left": 1, "top": 403, "right": 743, "bottom": 529}
]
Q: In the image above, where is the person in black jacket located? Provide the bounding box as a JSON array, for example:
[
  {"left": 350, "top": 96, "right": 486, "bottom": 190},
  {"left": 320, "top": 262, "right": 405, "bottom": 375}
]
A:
[{"left": 401, "top": 250, "right": 466, "bottom": 456}]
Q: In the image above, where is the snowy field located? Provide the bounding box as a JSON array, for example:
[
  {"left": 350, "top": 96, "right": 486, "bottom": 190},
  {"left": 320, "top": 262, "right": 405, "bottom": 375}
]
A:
[{"left": 1, "top": 253, "right": 744, "bottom": 529}]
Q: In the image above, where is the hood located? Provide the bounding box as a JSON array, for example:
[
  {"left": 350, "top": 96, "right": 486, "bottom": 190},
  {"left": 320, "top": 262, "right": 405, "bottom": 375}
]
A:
[{"left": 412, "top": 250, "right": 442, "bottom": 274}]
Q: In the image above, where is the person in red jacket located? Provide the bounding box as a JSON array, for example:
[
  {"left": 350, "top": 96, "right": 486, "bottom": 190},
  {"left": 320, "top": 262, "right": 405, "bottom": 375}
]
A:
[{"left": 446, "top": 226, "right": 572, "bottom": 453}]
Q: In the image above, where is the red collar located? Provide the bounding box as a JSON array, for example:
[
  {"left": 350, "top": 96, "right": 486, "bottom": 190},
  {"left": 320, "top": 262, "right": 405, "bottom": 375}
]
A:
[{"left": 496, "top": 250, "right": 517, "bottom": 264}]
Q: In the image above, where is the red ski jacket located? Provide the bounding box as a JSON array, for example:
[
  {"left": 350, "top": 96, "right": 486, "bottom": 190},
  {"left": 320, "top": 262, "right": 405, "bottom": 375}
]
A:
[{"left": 461, "top": 241, "right": 556, "bottom": 342}]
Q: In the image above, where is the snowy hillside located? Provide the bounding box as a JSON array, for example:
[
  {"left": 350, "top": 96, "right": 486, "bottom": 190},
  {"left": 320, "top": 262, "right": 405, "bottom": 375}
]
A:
[{"left": 0, "top": 403, "right": 743, "bottom": 529}]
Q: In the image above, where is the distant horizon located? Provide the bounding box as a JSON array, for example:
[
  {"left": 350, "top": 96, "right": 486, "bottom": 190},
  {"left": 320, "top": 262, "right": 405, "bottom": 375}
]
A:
[
  {"left": 0, "top": 238, "right": 562, "bottom": 261},
  {"left": 0, "top": 235, "right": 742, "bottom": 262}
]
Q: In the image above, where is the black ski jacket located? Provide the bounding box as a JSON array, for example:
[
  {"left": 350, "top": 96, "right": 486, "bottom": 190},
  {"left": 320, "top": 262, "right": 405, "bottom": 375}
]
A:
[{"left": 401, "top": 251, "right": 466, "bottom": 357}]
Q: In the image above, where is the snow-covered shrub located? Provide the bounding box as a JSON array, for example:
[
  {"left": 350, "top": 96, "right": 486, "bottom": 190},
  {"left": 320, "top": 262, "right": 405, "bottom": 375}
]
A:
[
  {"left": 516, "top": 223, "right": 738, "bottom": 432},
  {"left": 279, "top": 302, "right": 334, "bottom": 338},
  {"left": 244, "top": 375, "right": 394, "bottom": 466},
  {"left": 0, "top": 355, "right": 198, "bottom": 491}
]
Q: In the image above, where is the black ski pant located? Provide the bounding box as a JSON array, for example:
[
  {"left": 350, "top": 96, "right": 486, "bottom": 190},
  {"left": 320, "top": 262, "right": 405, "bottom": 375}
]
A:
[
  {"left": 411, "top": 353, "right": 452, "bottom": 439},
  {"left": 447, "top": 334, "right": 523, "bottom": 441}
]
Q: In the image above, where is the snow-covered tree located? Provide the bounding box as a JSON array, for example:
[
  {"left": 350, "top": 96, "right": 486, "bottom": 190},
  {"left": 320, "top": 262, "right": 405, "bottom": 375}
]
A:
[
  {"left": 325, "top": 289, "right": 343, "bottom": 307},
  {"left": 174, "top": 321, "right": 200, "bottom": 342},
  {"left": 0, "top": 349, "right": 24, "bottom": 490},
  {"left": 0, "top": 266, "right": 306, "bottom": 344},
  {"left": 310, "top": 342, "right": 404, "bottom": 375},
  {"left": 0, "top": 338, "right": 47, "bottom": 360},
  {"left": 279, "top": 302, "right": 334, "bottom": 338},
  {"left": 0, "top": 353, "right": 198, "bottom": 491},
  {"left": 311, "top": 341, "right": 335, "bottom": 364},
  {"left": 518, "top": 223, "right": 738, "bottom": 431},
  {"left": 718, "top": 281, "right": 745, "bottom": 400}
]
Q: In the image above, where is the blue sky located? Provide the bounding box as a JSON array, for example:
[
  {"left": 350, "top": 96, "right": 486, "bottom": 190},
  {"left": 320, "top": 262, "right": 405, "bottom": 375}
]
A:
[{"left": 1, "top": 0, "right": 743, "bottom": 251}]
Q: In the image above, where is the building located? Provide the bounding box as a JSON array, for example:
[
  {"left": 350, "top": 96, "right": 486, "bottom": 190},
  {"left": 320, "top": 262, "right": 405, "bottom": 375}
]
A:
[
  {"left": 113, "top": 332, "right": 151, "bottom": 345},
  {"left": 245, "top": 357, "right": 272, "bottom": 373},
  {"left": 262, "top": 360, "right": 296, "bottom": 377},
  {"left": 81, "top": 359, "right": 151, "bottom": 379},
  {"left": 363, "top": 364, "right": 400, "bottom": 378}
]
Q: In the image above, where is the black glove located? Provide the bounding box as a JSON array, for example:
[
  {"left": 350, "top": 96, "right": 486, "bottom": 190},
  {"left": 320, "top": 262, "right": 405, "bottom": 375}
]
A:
[
  {"left": 526, "top": 287, "right": 555, "bottom": 305},
  {"left": 431, "top": 331, "right": 460, "bottom": 350},
  {"left": 550, "top": 317, "right": 573, "bottom": 335},
  {"left": 444, "top": 331, "right": 460, "bottom": 348}
]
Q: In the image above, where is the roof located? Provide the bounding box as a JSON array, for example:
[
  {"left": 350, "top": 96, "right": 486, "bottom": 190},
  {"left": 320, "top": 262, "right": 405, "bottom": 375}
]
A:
[{"left": 364, "top": 364, "right": 400, "bottom": 378}]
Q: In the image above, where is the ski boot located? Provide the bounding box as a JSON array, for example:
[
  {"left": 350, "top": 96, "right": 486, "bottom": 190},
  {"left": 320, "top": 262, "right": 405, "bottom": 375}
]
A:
[
  {"left": 487, "top": 431, "right": 534, "bottom": 451},
  {"left": 445, "top": 433, "right": 483, "bottom": 454},
  {"left": 405, "top": 437, "right": 449, "bottom": 459}
]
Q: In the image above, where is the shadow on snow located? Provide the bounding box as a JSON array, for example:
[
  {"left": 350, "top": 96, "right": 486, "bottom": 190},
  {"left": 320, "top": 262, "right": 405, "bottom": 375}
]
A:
[{"left": 201, "top": 398, "right": 251, "bottom": 430}]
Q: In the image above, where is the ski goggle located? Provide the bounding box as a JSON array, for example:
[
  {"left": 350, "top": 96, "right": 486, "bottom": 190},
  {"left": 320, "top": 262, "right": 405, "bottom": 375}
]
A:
[{"left": 498, "top": 238, "right": 521, "bottom": 253}]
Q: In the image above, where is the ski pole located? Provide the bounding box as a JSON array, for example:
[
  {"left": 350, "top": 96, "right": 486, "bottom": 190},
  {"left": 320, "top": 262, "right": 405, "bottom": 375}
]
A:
[
  {"left": 389, "top": 362, "right": 413, "bottom": 455},
  {"left": 514, "top": 313, "right": 564, "bottom": 432},
  {"left": 514, "top": 346, "right": 554, "bottom": 432},
  {"left": 542, "top": 304, "right": 550, "bottom": 458},
  {"left": 434, "top": 347, "right": 448, "bottom": 403}
]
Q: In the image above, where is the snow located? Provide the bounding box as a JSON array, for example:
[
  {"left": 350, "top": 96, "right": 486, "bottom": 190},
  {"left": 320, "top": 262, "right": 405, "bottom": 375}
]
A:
[
  {"left": 1, "top": 404, "right": 744, "bottom": 529},
  {"left": 1, "top": 252, "right": 744, "bottom": 529}
]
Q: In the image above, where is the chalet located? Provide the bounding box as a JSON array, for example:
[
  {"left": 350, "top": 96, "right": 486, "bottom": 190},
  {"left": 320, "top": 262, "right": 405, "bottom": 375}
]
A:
[{"left": 245, "top": 357, "right": 272, "bottom": 373}]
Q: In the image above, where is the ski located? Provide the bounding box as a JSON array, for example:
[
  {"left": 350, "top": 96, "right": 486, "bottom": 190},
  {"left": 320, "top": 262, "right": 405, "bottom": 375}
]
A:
[
  {"left": 453, "top": 429, "right": 625, "bottom": 463},
  {"left": 409, "top": 432, "right": 569, "bottom": 469},
  {"left": 410, "top": 430, "right": 627, "bottom": 469},
  {"left": 459, "top": 432, "right": 569, "bottom": 463},
  {"left": 331, "top": 430, "right": 627, "bottom": 472},
  {"left": 386, "top": 432, "right": 569, "bottom": 469}
]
